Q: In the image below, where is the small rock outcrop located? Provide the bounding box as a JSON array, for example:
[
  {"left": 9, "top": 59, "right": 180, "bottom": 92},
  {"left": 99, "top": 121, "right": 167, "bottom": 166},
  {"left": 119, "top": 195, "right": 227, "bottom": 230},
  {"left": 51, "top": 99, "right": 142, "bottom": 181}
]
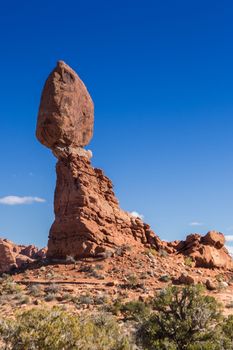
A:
[
  {"left": 175, "top": 231, "right": 233, "bottom": 269},
  {"left": 36, "top": 61, "right": 163, "bottom": 259},
  {"left": 0, "top": 239, "right": 46, "bottom": 273}
]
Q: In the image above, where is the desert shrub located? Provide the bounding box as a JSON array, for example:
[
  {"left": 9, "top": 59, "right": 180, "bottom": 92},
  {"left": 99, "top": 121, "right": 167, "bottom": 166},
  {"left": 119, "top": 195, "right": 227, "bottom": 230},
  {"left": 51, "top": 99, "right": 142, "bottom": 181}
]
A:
[
  {"left": 28, "top": 284, "right": 42, "bottom": 297},
  {"left": 159, "top": 274, "right": 171, "bottom": 282},
  {"left": 122, "top": 274, "right": 144, "bottom": 290},
  {"left": 145, "top": 248, "right": 158, "bottom": 257},
  {"left": 0, "top": 276, "right": 22, "bottom": 295},
  {"left": 95, "top": 264, "right": 104, "bottom": 270},
  {"left": 74, "top": 293, "right": 94, "bottom": 305},
  {"left": 94, "top": 293, "right": 109, "bottom": 305},
  {"left": 184, "top": 256, "right": 193, "bottom": 267},
  {"left": 60, "top": 292, "right": 72, "bottom": 301},
  {"left": 108, "top": 298, "right": 124, "bottom": 315},
  {"left": 16, "top": 294, "right": 30, "bottom": 305},
  {"left": 44, "top": 283, "right": 60, "bottom": 294},
  {"left": 66, "top": 255, "right": 76, "bottom": 264},
  {"left": 222, "top": 315, "right": 233, "bottom": 341},
  {"left": 114, "top": 245, "right": 132, "bottom": 257},
  {"left": 0, "top": 307, "right": 133, "bottom": 350},
  {"left": 79, "top": 265, "right": 105, "bottom": 278},
  {"left": 220, "top": 315, "right": 233, "bottom": 349},
  {"left": 44, "top": 293, "right": 56, "bottom": 302},
  {"left": 120, "top": 300, "right": 150, "bottom": 321},
  {"left": 137, "top": 285, "right": 223, "bottom": 350},
  {"left": 159, "top": 249, "right": 168, "bottom": 258}
]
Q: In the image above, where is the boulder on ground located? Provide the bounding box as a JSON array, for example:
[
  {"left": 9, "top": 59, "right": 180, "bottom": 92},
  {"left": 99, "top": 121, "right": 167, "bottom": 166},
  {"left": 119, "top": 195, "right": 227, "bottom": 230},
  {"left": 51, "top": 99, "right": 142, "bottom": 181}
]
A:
[{"left": 176, "top": 231, "right": 233, "bottom": 270}]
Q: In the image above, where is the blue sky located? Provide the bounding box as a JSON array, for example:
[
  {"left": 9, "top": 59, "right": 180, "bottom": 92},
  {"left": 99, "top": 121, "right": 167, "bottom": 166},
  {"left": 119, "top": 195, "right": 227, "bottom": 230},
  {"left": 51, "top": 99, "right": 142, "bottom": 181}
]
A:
[{"left": 1, "top": 0, "right": 233, "bottom": 249}]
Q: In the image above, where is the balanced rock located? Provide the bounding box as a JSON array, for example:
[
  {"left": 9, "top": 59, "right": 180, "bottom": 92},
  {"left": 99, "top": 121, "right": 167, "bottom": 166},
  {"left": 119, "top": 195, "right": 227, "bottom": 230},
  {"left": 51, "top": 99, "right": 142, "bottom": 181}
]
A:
[
  {"left": 36, "top": 61, "right": 163, "bottom": 259},
  {"left": 36, "top": 61, "right": 94, "bottom": 158}
]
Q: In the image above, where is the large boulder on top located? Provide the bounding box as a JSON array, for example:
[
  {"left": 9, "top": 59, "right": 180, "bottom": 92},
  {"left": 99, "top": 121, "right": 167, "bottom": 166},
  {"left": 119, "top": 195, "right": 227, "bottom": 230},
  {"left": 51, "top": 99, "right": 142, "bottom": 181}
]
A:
[{"left": 36, "top": 60, "right": 94, "bottom": 157}]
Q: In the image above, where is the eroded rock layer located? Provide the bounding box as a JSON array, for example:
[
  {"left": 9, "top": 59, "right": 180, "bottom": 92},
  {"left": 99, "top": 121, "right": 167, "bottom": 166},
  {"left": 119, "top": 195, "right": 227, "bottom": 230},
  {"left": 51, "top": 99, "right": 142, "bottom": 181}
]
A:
[{"left": 47, "top": 153, "right": 163, "bottom": 259}]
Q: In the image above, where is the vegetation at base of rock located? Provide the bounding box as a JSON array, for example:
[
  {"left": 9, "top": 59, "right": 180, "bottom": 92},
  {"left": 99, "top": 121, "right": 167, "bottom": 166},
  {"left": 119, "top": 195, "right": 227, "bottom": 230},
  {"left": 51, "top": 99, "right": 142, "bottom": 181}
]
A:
[
  {"left": 0, "top": 307, "right": 132, "bottom": 350},
  {"left": 1, "top": 285, "right": 233, "bottom": 349},
  {"left": 136, "top": 284, "right": 231, "bottom": 350}
]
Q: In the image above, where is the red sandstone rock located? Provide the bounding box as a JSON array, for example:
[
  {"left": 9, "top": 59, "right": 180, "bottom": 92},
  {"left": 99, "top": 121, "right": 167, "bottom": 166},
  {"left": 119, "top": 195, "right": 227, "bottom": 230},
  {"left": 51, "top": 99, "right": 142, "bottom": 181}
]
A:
[
  {"left": 175, "top": 273, "right": 195, "bottom": 285},
  {"left": 36, "top": 61, "right": 94, "bottom": 156},
  {"left": 47, "top": 154, "right": 163, "bottom": 259},
  {"left": 0, "top": 239, "right": 16, "bottom": 272},
  {"left": 206, "top": 279, "right": 217, "bottom": 290},
  {"left": 176, "top": 231, "right": 233, "bottom": 270},
  {"left": 36, "top": 61, "right": 162, "bottom": 260},
  {"left": 0, "top": 238, "right": 46, "bottom": 273},
  {"left": 20, "top": 245, "right": 39, "bottom": 259},
  {"left": 15, "top": 255, "right": 34, "bottom": 268},
  {"left": 36, "top": 247, "right": 47, "bottom": 259},
  {"left": 201, "top": 230, "right": 225, "bottom": 249}
]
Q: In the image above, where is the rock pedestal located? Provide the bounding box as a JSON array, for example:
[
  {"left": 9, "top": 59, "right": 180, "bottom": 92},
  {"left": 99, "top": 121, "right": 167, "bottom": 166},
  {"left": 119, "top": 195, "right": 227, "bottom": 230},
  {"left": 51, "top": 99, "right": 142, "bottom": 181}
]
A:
[{"left": 47, "top": 153, "right": 162, "bottom": 258}]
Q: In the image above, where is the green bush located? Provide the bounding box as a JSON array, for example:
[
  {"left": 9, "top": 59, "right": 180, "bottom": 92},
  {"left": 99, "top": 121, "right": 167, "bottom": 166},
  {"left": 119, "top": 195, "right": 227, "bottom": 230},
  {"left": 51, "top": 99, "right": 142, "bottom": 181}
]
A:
[
  {"left": 120, "top": 300, "right": 150, "bottom": 321},
  {"left": 137, "top": 285, "right": 223, "bottom": 350},
  {"left": 184, "top": 256, "right": 193, "bottom": 267},
  {"left": 0, "top": 307, "right": 133, "bottom": 350},
  {"left": 220, "top": 315, "right": 233, "bottom": 349}
]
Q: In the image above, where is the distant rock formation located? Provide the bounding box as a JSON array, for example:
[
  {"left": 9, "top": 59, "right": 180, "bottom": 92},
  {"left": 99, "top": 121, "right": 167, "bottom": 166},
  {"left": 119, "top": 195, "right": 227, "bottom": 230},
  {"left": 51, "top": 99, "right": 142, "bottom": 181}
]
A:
[
  {"left": 0, "top": 239, "right": 46, "bottom": 273},
  {"left": 174, "top": 231, "right": 233, "bottom": 269},
  {"left": 36, "top": 61, "right": 163, "bottom": 259}
]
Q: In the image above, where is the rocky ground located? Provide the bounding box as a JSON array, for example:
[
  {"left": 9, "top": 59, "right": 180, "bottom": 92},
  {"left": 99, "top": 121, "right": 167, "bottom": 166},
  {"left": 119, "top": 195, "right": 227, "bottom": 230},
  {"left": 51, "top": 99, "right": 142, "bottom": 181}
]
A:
[{"left": 0, "top": 241, "right": 233, "bottom": 319}]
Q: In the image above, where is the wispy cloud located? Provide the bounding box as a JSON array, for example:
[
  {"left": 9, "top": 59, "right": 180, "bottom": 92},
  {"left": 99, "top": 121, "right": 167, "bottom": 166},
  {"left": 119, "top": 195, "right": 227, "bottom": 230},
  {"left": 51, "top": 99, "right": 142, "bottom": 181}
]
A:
[
  {"left": 189, "top": 222, "right": 204, "bottom": 227},
  {"left": 225, "top": 235, "right": 233, "bottom": 242},
  {"left": 0, "top": 196, "right": 46, "bottom": 205},
  {"left": 130, "top": 211, "right": 144, "bottom": 220}
]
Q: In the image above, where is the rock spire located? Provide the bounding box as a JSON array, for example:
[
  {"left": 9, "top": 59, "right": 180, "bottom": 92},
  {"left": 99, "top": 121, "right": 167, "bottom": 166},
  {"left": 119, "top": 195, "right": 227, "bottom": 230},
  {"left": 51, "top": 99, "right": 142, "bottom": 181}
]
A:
[{"left": 36, "top": 61, "right": 163, "bottom": 259}]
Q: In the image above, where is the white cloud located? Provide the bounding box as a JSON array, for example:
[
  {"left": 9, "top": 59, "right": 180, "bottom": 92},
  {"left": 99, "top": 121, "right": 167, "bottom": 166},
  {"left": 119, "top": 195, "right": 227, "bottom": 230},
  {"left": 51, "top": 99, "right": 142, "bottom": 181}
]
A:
[
  {"left": 225, "top": 235, "right": 233, "bottom": 242},
  {"left": 0, "top": 196, "right": 46, "bottom": 205},
  {"left": 189, "top": 222, "right": 204, "bottom": 227},
  {"left": 130, "top": 211, "right": 144, "bottom": 220}
]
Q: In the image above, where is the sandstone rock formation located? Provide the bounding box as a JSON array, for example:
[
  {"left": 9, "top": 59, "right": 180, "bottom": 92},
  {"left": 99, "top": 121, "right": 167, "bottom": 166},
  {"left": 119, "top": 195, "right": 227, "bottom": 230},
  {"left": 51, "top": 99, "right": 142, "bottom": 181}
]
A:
[
  {"left": 36, "top": 61, "right": 163, "bottom": 259},
  {"left": 0, "top": 239, "right": 46, "bottom": 273},
  {"left": 174, "top": 231, "right": 233, "bottom": 269}
]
